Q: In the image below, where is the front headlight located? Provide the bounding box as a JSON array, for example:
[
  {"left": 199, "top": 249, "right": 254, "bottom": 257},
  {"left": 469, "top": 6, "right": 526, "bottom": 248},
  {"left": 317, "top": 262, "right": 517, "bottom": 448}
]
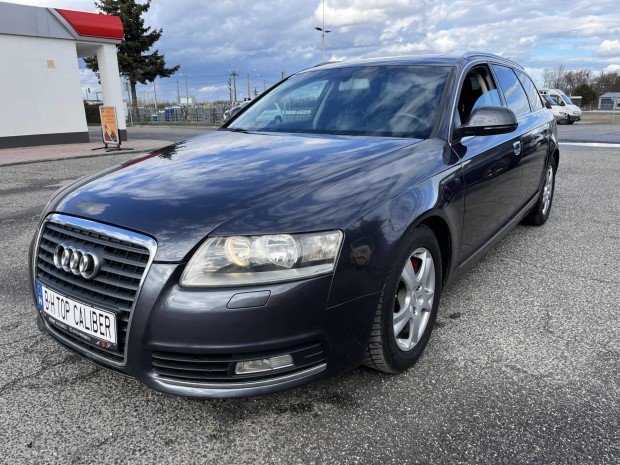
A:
[{"left": 180, "top": 230, "right": 343, "bottom": 287}]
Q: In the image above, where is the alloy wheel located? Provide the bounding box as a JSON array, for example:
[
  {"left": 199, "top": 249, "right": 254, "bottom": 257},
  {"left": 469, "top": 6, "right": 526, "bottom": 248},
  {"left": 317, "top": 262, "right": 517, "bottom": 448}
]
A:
[
  {"left": 393, "top": 247, "right": 435, "bottom": 352},
  {"left": 542, "top": 164, "right": 554, "bottom": 215}
]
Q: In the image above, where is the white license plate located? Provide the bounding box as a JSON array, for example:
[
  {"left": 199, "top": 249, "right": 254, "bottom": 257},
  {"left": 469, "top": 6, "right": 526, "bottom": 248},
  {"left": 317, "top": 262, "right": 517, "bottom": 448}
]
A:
[{"left": 35, "top": 281, "right": 118, "bottom": 348}]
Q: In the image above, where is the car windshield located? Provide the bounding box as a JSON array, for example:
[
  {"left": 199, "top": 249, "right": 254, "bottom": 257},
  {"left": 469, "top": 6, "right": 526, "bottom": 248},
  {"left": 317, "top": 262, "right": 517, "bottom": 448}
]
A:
[
  {"left": 227, "top": 65, "right": 450, "bottom": 139},
  {"left": 558, "top": 92, "right": 573, "bottom": 105}
]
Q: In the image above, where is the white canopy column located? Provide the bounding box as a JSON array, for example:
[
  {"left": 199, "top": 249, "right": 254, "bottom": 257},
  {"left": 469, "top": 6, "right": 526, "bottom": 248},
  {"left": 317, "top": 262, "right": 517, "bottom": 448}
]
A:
[{"left": 96, "top": 43, "right": 127, "bottom": 139}]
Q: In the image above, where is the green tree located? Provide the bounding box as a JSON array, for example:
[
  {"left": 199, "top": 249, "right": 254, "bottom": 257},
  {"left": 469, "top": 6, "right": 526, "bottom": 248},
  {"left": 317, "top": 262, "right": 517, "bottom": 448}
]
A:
[
  {"left": 572, "top": 83, "right": 597, "bottom": 109},
  {"left": 84, "top": 0, "right": 179, "bottom": 119}
]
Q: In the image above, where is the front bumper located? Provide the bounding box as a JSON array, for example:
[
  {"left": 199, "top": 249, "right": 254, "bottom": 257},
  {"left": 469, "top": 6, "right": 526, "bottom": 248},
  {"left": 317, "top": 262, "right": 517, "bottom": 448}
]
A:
[{"left": 35, "top": 263, "right": 380, "bottom": 398}]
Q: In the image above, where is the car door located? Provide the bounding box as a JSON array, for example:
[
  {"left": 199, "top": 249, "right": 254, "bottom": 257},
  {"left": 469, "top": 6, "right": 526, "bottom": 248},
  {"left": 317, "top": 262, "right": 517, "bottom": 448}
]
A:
[
  {"left": 513, "top": 68, "right": 551, "bottom": 208},
  {"left": 452, "top": 64, "right": 524, "bottom": 264}
]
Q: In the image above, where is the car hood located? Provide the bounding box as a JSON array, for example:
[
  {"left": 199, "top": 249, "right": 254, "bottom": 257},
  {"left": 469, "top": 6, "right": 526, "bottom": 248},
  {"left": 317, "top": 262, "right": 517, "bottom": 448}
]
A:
[{"left": 53, "top": 130, "right": 419, "bottom": 261}]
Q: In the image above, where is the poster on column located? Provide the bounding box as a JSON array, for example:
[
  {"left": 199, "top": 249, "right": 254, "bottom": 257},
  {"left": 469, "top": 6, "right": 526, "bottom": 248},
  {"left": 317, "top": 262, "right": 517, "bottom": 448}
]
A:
[{"left": 99, "top": 106, "right": 121, "bottom": 147}]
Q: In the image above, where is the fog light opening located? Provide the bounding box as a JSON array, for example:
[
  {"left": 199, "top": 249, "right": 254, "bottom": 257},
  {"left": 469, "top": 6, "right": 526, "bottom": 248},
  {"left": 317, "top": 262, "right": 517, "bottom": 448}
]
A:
[{"left": 235, "top": 354, "right": 294, "bottom": 375}]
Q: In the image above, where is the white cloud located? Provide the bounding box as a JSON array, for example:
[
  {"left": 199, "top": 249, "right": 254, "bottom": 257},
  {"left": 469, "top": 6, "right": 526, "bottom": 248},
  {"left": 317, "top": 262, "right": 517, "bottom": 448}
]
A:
[
  {"left": 597, "top": 40, "right": 620, "bottom": 57},
  {"left": 198, "top": 85, "right": 226, "bottom": 93},
  {"left": 6, "top": 0, "right": 620, "bottom": 102}
]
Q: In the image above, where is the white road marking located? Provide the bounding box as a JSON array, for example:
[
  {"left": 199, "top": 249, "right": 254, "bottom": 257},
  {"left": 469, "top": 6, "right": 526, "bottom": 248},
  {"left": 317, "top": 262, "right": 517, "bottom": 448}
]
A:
[{"left": 560, "top": 142, "right": 620, "bottom": 148}]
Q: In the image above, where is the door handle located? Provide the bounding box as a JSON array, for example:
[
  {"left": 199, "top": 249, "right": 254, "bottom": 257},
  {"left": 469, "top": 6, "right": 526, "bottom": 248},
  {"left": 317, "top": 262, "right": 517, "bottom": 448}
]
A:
[{"left": 513, "top": 141, "right": 522, "bottom": 156}]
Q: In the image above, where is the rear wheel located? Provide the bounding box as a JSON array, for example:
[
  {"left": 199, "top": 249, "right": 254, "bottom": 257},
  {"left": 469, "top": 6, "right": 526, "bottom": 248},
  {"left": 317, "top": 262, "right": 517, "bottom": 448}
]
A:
[
  {"left": 364, "top": 225, "right": 442, "bottom": 373},
  {"left": 522, "top": 157, "right": 556, "bottom": 226}
]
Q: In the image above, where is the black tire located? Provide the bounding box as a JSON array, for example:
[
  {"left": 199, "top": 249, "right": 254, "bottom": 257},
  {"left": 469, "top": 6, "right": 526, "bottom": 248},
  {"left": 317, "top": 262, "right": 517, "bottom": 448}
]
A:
[
  {"left": 364, "top": 224, "right": 442, "bottom": 373},
  {"left": 522, "top": 157, "right": 557, "bottom": 226}
]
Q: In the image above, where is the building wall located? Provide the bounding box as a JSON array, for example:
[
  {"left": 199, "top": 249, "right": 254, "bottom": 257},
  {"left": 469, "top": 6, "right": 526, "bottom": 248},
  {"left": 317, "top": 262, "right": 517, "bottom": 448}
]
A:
[
  {"left": 0, "top": 34, "right": 88, "bottom": 144},
  {"left": 598, "top": 96, "right": 620, "bottom": 111}
]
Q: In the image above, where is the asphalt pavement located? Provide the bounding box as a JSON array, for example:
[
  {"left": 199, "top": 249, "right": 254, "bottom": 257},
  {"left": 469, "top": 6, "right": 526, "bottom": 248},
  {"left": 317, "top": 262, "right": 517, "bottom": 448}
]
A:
[
  {"left": 0, "top": 124, "right": 619, "bottom": 464},
  {"left": 0, "top": 126, "right": 215, "bottom": 167},
  {"left": 557, "top": 121, "right": 620, "bottom": 144}
]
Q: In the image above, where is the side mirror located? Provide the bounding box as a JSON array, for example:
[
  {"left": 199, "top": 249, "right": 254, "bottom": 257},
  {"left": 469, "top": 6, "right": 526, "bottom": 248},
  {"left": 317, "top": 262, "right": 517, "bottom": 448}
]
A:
[
  {"left": 559, "top": 100, "right": 566, "bottom": 106},
  {"left": 455, "top": 106, "right": 518, "bottom": 138},
  {"left": 545, "top": 101, "right": 552, "bottom": 110}
]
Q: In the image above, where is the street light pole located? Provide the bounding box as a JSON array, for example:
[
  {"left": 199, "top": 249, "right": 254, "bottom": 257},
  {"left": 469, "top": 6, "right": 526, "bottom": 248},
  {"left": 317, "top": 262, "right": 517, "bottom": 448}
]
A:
[{"left": 315, "top": 0, "right": 331, "bottom": 62}]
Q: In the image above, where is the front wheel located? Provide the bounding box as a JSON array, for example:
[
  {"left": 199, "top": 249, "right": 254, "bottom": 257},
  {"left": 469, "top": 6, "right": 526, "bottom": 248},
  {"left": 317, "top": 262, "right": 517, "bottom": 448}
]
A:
[
  {"left": 364, "top": 225, "right": 442, "bottom": 373},
  {"left": 522, "top": 157, "right": 557, "bottom": 226}
]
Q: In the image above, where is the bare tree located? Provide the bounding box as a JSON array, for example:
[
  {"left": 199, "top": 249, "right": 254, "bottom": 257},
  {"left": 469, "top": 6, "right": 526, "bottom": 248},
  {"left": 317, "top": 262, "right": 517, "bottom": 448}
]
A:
[
  {"left": 543, "top": 65, "right": 566, "bottom": 89},
  {"left": 594, "top": 71, "right": 620, "bottom": 94},
  {"left": 563, "top": 70, "right": 593, "bottom": 95}
]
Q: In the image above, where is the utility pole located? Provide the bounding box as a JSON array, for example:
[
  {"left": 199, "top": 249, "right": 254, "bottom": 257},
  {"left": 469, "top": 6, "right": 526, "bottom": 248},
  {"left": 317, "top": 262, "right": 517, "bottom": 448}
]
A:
[
  {"left": 153, "top": 79, "right": 158, "bottom": 113},
  {"left": 228, "top": 79, "right": 232, "bottom": 103},
  {"left": 263, "top": 79, "right": 266, "bottom": 92},
  {"left": 247, "top": 74, "right": 251, "bottom": 100},
  {"left": 281, "top": 71, "right": 286, "bottom": 80},
  {"left": 230, "top": 71, "right": 238, "bottom": 102},
  {"left": 185, "top": 75, "right": 189, "bottom": 105},
  {"left": 176, "top": 78, "right": 180, "bottom": 105},
  {"left": 254, "top": 87, "right": 258, "bottom": 97},
  {"left": 125, "top": 81, "right": 133, "bottom": 125}
]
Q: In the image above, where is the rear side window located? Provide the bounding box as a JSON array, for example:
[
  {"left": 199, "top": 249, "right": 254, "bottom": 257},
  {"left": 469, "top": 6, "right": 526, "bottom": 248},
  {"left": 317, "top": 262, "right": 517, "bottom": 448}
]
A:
[
  {"left": 492, "top": 65, "right": 531, "bottom": 117},
  {"left": 515, "top": 70, "right": 544, "bottom": 111}
]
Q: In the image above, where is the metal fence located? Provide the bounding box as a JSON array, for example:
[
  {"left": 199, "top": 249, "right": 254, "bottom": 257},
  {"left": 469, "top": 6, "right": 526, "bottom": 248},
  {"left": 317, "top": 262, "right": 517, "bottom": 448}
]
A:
[{"left": 132, "top": 104, "right": 235, "bottom": 124}]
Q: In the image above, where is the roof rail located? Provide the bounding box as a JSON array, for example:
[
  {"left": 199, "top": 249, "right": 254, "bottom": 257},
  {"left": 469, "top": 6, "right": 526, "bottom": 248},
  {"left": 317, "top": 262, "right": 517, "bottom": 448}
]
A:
[
  {"left": 311, "top": 60, "right": 341, "bottom": 67},
  {"left": 462, "top": 51, "right": 524, "bottom": 69}
]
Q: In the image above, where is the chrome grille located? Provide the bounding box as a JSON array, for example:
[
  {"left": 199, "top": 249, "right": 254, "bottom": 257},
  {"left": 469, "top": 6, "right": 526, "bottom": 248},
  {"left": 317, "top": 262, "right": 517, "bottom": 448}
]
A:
[{"left": 35, "top": 215, "right": 155, "bottom": 364}]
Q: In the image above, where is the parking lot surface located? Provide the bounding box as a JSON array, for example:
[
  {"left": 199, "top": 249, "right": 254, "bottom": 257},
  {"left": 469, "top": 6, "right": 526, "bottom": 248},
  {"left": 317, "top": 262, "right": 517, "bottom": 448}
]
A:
[{"left": 0, "top": 125, "right": 619, "bottom": 464}]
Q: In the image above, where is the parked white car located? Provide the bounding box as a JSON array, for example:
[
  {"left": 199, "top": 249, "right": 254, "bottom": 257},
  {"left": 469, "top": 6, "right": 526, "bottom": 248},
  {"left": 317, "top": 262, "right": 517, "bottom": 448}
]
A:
[
  {"left": 539, "top": 88, "right": 581, "bottom": 124},
  {"left": 254, "top": 102, "right": 283, "bottom": 125},
  {"left": 223, "top": 100, "right": 251, "bottom": 122}
]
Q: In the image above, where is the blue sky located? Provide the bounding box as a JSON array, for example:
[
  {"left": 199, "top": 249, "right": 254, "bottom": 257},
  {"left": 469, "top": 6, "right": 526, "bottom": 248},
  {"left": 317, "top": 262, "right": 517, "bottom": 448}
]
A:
[{"left": 11, "top": 0, "right": 620, "bottom": 103}]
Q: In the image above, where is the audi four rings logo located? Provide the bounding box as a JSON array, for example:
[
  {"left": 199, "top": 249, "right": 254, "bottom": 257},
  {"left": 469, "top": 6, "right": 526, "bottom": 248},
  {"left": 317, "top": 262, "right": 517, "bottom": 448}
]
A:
[{"left": 53, "top": 244, "right": 102, "bottom": 280}]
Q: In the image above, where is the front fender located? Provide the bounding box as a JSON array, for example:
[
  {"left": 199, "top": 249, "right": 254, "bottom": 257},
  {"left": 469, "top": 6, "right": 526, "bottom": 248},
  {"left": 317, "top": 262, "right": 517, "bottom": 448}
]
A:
[{"left": 326, "top": 163, "right": 463, "bottom": 308}]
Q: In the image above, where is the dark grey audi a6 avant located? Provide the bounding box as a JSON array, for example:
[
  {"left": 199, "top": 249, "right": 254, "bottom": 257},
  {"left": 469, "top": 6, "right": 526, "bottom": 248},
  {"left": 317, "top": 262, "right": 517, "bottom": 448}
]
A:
[{"left": 30, "top": 52, "right": 558, "bottom": 398}]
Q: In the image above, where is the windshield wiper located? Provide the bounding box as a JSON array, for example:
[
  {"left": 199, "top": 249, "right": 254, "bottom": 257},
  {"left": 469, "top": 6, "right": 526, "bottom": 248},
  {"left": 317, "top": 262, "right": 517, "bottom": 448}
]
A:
[{"left": 220, "top": 127, "right": 251, "bottom": 133}]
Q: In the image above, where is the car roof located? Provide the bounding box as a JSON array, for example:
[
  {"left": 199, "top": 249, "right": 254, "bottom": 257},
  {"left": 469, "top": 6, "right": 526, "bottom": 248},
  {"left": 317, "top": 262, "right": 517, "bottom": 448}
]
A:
[{"left": 304, "top": 51, "right": 524, "bottom": 72}]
